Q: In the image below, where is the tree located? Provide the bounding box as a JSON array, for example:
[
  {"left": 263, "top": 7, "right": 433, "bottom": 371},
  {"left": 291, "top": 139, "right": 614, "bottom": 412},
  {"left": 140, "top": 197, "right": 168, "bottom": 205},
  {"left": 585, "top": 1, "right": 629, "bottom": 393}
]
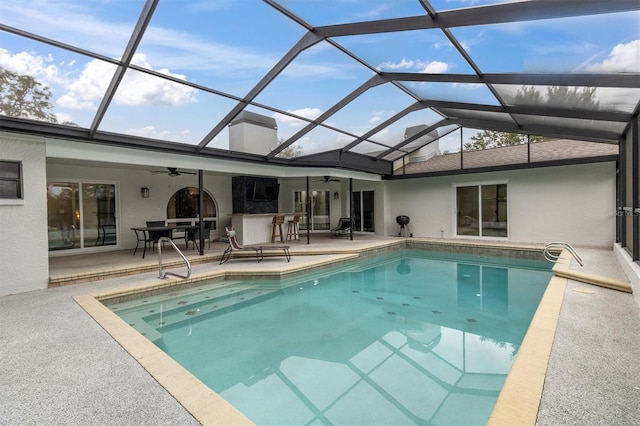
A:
[
  {"left": 464, "top": 130, "right": 527, "bottom": 151},
  {"left": 464, "top": 85, "right": 598, "bottom": 151},
  {"left": 0, "top": 66, "right": 58, "bottom": 123},
  {"left": 275, "top": 138, "right": 303, "bottom": 158}
]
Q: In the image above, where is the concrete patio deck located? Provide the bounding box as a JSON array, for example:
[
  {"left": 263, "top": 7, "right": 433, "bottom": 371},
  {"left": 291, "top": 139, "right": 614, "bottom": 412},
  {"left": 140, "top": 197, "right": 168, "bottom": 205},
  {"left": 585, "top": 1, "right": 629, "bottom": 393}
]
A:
[{"left": 1, "top": 237, "right": 639, "bottom": 425}]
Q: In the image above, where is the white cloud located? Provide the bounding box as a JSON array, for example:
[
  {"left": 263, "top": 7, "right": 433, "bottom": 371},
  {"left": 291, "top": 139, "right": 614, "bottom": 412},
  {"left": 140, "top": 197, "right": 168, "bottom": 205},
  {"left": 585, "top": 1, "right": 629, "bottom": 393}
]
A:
[
  {"left": 54, "top": 112, "right": 74, "bottom": 124},
  {"left": 125, "top": 125, "right": 194, "bottom": 144},
  {"left": 421, "top": 61, "right": 449, "bottom": 73},
  {"left": 376, "top": 58, "right": 449, "bottom": 73},
  {"left": 586, "top": 40, "right": 640, "bottom": 73},
  {"left": 126, "top": 125, "right": 171, "bottom": 139},
  {"left": 0, "top": 48, "right": 64, "bottom": 85},
  {"left": 377, "top": 58, "right": 416, "bottom": 71},
  {"left": 369, "top": 116, "right": 382, "bottom": 124},
  {"left": 1, "top": 48, "right": 197, "bottom": 111},
  {"left": 114, "top": 54, "right": 197, "bottom": 107},
  {"left": 274, "top": 108, "right": 323, "bottom": 128},
  {"left": 56, "top": 59, "right": 114, "bottom": 109}
]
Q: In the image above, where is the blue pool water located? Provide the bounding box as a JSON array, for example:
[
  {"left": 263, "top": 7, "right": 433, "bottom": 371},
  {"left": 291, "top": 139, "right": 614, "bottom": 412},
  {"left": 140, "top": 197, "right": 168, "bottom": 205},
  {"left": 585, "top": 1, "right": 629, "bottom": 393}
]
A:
[{"left": 109, "top": 250, "right": 552, "bottom": 425}]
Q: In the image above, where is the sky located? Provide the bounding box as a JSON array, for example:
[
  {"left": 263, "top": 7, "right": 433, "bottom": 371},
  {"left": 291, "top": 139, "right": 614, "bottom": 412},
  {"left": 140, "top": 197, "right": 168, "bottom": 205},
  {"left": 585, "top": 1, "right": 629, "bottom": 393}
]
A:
[{"left": 0, "top": 0, "right": 638, "bottom": 157}]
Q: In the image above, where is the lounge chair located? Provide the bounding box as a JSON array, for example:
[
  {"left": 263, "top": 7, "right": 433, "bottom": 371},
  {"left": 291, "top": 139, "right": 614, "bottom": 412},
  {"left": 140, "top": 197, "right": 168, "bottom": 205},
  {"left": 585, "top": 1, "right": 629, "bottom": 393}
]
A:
[
  {"left": 220, "top": 226, "right": 291, "bottom": 264},
  {"left": 331, "top": 217, "right": 351, "bottom": 238}
]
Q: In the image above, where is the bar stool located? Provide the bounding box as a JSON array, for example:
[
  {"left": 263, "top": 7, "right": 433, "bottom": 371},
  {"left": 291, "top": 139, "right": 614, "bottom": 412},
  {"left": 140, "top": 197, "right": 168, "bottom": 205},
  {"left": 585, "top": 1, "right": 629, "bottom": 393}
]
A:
[
  {"left": 287, "top": 214, "right": 300, "bottom": 240},
  {"left": 271, "top": 214, "right": 285, "bottom": 243}
]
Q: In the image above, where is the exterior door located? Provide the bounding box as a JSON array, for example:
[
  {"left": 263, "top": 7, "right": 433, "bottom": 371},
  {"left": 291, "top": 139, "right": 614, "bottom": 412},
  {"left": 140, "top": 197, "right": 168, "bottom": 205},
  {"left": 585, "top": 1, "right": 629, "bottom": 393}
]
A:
[
  {"left": 294, "top": 190, "right": 330, "bottom": 231},
  {"left": 352, "top": 190, "right": 375, "bottom": 232},
  {"left": 47, "top": 182, "right": 118, "bottom": 251}
]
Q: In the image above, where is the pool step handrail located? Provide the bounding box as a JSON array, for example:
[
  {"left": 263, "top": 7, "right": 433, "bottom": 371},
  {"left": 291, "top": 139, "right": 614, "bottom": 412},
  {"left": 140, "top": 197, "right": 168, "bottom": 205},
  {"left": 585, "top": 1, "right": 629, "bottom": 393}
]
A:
[
  {"left": 544, "top": 242, "right": 583, "bottom": 267},
  {"left": 157, "top": 237, "right": 192, "bottom": 280}
]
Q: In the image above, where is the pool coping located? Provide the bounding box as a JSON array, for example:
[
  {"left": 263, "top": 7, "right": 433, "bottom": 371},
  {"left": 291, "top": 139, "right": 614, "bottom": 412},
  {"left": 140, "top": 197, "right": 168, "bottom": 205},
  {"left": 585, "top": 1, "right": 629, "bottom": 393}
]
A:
[{"left": 74, "top": 241, "right": 562, "bottom": 425}]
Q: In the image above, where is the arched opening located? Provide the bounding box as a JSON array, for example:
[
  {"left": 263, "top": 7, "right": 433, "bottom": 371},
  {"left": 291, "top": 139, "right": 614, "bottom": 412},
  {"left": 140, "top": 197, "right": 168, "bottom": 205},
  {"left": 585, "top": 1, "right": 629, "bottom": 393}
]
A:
[{"left": 166, "top": 187, "right": 218, "bottom": 232}]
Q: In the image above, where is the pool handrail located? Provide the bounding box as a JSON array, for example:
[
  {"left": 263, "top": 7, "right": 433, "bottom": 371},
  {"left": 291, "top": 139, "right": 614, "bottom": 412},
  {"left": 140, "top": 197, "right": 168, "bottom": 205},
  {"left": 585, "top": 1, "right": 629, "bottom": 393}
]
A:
[
  {"left": 157, "top": 237, "right": 192, "bottom": 280},
  {"left": 544, "top": 242, "right": 583, "bottom": 267}
]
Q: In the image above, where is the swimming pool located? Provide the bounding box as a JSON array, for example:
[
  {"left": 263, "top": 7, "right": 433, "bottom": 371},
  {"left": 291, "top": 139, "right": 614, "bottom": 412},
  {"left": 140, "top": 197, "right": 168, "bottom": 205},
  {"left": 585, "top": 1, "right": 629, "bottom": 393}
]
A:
[{"left": 108, "top": 249, "right": 552, "bottom": 425}]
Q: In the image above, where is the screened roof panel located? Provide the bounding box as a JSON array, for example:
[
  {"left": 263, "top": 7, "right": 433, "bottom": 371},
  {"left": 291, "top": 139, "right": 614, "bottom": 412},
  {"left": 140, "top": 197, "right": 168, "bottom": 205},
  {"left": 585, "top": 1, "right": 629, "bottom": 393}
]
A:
[
  {"left": 494, "top": 84, "right": 640, "bottom": 113},
  {"left": 135, "top": 0, "right": 304, "bottom": 97},
  {"left": 436, "top": 109, "right": 516, "bottom": 124},
  {"left": 99, "top": 68, "right": 239, "bottom": 145},
  {"left": 513, "top": 115, "right": 628, "bottom": 136},
  {"left": 0, "top": 0, "right": 143, "bottom": 58},
  {"left": 449, "top": 12, "right": 640, "bottom": 73},
  {"left": 0, "top": 0, "right": 638, "bottom": 176},
  {"left": 368, "top": 109, "right": 443, "bottom": 146},
  {"left": 0, "top": 32, "right": 117, "bottom": 128},
  {"left": 322, "top": 83, "right": 417, "bottom": 139},
  {"left": 335, "top": 29, "right": 476, "bottom": 75},
  {"left": 382, "top": 150, "right": 409, "bottom": 162},
  {"left": 273, "top": 0, "right": 427, "bottom": 26},
  {"left": 287, "top": 125, "right": 355, "bottom": 156},
  {"left": 252, "top": 41, "right": 374, "bottom": 115},
  {"left": 349, "top": 141, "right": 392, "bottom": 157},
  {"left": 404, "top": 81, "right": 501, "bottom": 105}
]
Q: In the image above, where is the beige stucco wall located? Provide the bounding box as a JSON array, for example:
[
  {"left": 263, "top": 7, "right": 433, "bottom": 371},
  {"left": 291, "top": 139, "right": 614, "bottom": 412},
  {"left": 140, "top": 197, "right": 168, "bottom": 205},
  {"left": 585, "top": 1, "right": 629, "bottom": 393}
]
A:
[
  {"left": 0, "top": 133, "right": 49, "bottom": 296},
  {"left": 384, "top": 162, "right": 616, "bottom": 247}
]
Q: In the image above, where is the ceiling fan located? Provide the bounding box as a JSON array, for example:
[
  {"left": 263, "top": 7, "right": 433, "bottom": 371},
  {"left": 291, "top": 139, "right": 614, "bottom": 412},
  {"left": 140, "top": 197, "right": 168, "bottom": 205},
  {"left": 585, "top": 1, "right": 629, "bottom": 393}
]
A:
[
  {"left": 315, "top": 176, "right": 341, "bottom": 183},
  {"left": 151, "top": 167, "right": 197, "bottom": 176}
]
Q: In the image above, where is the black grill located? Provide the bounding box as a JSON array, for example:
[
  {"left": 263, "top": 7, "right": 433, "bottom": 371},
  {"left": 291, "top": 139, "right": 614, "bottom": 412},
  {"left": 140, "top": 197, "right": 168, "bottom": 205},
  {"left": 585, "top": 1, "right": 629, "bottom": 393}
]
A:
[
  {"left": 396, "top": 215, "right": 412, "bottom": 237},
  {"left": 396, "top": 215, "right": 410, "bottom": 226}
]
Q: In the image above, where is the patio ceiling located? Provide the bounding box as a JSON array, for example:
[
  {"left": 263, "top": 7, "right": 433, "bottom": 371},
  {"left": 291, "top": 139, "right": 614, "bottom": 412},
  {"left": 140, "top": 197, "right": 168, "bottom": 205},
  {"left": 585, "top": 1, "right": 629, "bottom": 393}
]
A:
[{"left": 1, "top": 0, "right": 639, "bottom": 176}]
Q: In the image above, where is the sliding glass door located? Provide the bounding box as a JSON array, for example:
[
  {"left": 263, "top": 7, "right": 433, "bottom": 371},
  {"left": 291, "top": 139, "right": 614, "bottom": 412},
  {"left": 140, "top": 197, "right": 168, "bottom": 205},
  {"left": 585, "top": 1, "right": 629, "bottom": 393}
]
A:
[
  {"left": 294, "top": 190, "right": 330, "bottom": 231},
  {"left": 352, "top": 190, "right": 375, "bottom": 232},
  {"left": 47, "top": 182, "right": 118, "bottom": 251},
  {"left": 456, "top": 183, "right": 507, "bottom": 238}
]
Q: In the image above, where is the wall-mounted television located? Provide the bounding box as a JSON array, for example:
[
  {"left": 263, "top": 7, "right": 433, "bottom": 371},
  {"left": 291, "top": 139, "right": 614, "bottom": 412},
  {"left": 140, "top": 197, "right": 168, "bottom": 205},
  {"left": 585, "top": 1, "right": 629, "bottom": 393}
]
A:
[{"left": 253, "top": 181, "right": 279, "bottom": 201}]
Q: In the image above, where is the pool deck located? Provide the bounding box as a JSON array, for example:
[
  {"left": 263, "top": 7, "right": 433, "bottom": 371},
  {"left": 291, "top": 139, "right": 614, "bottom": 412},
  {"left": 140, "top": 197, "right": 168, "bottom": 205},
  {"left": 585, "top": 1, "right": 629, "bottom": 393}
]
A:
[{"left": 1, "top": 236, "right": 639, "bottom": 425}]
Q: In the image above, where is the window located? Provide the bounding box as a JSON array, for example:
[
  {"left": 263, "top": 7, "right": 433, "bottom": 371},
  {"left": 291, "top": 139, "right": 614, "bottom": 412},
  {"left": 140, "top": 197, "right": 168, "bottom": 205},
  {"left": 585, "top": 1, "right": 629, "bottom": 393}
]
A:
[
  {"left": 0, "top": 161, "right": 22, "bottom": 199},
  {"left": 456, "top": 183, "right": 508, "bottom": 238},
  {"left": 166, "top": 187, "right": 217, "bottom": 230}
]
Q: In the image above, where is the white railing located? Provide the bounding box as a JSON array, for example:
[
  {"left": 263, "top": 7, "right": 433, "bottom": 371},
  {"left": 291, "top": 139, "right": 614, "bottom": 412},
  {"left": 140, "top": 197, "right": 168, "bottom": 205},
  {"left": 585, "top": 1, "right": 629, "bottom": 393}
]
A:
[
  {"left": 544, "top": 242, "right": 583, "bottom": 267},
  {"left": 157, "top": 237, "right": 192, "bottom": 280}
]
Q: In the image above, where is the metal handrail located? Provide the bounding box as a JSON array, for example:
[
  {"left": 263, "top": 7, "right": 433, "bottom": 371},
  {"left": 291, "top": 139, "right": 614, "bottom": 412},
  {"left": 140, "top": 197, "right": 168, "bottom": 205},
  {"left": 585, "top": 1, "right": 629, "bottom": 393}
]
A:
[
  {"left": 544, "top": 242, "right": 583, "bottom": 267},
  {"left": 157, "top": 237, "right": 192, "bottom": 280}
]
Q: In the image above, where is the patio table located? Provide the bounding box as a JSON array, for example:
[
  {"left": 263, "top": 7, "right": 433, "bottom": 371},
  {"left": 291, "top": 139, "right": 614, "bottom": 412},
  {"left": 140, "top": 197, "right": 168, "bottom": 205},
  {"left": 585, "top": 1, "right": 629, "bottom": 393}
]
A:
[{"left": 130, "top": 225, "right": 196, "bottom": 258}]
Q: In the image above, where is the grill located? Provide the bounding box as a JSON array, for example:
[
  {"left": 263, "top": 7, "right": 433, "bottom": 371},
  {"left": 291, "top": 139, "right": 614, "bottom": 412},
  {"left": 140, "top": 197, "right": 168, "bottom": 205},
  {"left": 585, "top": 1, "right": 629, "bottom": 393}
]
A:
[
  {"left": 396, "top": 215, "right": 410, "bottom": 226},
  {"left": 396, "top": 215, "right": 412, "bottom": 237}
]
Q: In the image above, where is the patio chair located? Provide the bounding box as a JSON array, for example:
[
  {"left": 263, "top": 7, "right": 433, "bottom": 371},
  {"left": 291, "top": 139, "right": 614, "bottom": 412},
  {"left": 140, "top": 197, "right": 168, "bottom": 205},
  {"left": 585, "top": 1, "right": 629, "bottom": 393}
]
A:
[
  {"left": 331, "top": 217, "right": 351, "bottom": 238},
  {"left": 146, "top": 220, "right": 171, "bottom": 252},
  {"left": 172, "top": 220, "right": 192, "bottom": 247},
  {"left": 220, "top": 226, "right": 290, "bottom": 264},
  {"left": 186, "top": 221, "right": 212, "bottom": 250}
]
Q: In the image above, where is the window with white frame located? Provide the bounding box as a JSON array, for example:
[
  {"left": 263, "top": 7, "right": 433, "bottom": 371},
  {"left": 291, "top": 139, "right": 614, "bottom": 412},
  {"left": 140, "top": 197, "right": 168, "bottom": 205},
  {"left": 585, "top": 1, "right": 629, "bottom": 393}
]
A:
[{"left": 456, "top": 183, "right": 508, "bottom": 238}]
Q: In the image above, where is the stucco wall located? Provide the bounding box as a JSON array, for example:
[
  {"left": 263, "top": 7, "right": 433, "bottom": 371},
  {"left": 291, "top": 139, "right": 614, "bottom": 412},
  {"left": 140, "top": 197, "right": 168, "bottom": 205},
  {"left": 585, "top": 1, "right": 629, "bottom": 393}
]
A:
[
  {"left": 0, "top": 133, "right": 49, "bottom": 296},
  {"left": 384, "top": 162, "right": 616, "bottom": 247}
]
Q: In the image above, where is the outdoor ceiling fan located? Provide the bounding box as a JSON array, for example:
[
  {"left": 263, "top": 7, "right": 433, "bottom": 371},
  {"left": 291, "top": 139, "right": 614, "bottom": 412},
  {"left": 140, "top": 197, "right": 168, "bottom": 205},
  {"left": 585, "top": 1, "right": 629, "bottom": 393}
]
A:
[
  {"left": 151, "top": 167, "right": 197, "bottom": 177},
  {"left": 315, "top": 176, "right": 341, "bottom": 183}
]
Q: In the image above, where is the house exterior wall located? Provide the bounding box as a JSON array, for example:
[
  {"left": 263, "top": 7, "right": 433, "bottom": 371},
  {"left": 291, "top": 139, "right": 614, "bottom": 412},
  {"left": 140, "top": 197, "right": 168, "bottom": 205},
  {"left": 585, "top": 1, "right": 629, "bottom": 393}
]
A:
[
  {"left": 384, "top": 162, "right": 616, "bottom": 246},
  {"left": 0, "top": 133, "right": 49, "bottom": 296},
  {"left": 45, "top": 163, "right": 234, "bottom": 251}
]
